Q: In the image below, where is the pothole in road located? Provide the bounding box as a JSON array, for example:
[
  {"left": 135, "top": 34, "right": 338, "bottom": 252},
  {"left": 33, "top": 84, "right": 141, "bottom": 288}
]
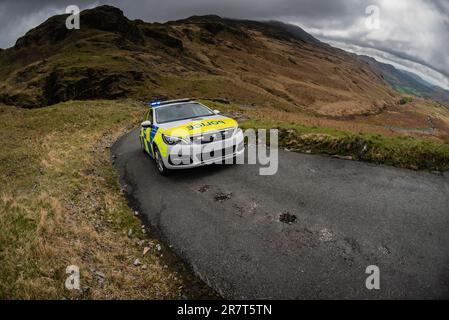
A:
[
  {"left": 279, "top": 211, "right": 297, "bottom": 224},
  {"left": 214, "top": 192, "right": 232, "bottom": 202}
]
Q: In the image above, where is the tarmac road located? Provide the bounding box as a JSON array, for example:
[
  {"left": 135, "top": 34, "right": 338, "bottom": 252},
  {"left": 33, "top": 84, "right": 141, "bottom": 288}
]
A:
[{"left": 112, "top": 128, "right": 449, "bottom": 299}]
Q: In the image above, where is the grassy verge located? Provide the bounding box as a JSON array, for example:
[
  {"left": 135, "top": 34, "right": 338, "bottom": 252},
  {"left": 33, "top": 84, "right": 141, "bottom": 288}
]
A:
[
  {"left": 201, "top": 99, "right": 449, "bottom": 171},
  {"left": 0, "top": 100, "right": 214, "bottom": 299},
  {"left": 240, "top": 119, "right": 449, "bottom": 171}
]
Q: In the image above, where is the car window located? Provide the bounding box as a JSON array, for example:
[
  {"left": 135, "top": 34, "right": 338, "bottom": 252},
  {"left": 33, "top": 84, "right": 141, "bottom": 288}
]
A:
[{"left": 155, "top": 103, "right": 214, "bottom": 124}]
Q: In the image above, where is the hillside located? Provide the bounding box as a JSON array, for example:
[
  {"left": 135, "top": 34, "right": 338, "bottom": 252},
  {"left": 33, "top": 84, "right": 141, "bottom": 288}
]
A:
[
  {"left": 0, "top": 5, "right": 398, "bottom": 117},
  {"left": 359, "top": 55, "right": 449, "bottom": 106},
  {"left": 2, "top": 5, "right": 449, "bottom": 146}
]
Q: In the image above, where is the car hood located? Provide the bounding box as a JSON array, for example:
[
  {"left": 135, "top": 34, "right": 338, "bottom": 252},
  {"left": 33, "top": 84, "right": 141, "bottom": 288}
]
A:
[{"left": 158, "top": 115, "right": 237, "bottom": 138}]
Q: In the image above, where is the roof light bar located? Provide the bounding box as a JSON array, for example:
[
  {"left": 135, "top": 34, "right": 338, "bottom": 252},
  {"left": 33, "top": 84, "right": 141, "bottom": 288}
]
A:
[{"left": 147, "top": 98, "right": 192, "bottom": 107}]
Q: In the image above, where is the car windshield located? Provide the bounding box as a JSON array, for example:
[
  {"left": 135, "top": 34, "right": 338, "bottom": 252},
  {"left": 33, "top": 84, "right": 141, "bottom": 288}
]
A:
[{"left": 155, "top": 103, "right": 214, "bottom": 123}]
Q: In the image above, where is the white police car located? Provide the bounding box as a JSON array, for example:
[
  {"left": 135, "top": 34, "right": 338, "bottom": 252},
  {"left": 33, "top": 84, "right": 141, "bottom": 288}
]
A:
[{"left": 139, "top": 99, "right": 244, "bottom": 175}]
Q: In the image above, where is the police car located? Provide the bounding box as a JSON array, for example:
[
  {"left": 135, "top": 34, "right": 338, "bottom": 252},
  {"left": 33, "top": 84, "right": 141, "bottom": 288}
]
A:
[{"left": 139, "top": 99, "right": 244, "bottom": 175}]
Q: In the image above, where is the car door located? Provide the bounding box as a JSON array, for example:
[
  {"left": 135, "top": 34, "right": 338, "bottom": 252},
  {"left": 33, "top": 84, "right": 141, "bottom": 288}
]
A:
[{"left": 141, "top": 109, "right": 153, "bottom": 156}]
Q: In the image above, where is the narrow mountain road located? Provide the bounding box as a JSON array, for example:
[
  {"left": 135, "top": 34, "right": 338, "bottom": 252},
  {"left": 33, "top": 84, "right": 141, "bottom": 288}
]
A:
[{"left": 112, "top": 128, "right": 449, "bottom": 299}]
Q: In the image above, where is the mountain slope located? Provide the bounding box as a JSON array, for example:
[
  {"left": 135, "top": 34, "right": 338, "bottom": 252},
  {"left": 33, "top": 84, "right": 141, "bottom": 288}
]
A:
[
  {"left": 0, "top": 5, "right": 398, "bottom": 117},
  {"left": 359, "top": 55, "right": 449, "bottom": 106}
]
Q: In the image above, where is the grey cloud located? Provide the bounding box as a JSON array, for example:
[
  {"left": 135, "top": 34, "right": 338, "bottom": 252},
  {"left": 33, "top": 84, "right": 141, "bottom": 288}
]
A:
[{"left": 319, "top": 34, "right": 449, "bottom": 85}]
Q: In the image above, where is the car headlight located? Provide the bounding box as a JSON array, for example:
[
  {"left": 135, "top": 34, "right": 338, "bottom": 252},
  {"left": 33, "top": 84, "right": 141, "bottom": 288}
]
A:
[{"left": 162, "top": 134, "right": 188, "bottom": 145}]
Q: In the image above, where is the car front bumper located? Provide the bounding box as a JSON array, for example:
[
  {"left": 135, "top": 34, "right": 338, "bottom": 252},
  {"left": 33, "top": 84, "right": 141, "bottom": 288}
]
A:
[{"left": 162, "top": 131, "right": 244, "bottom": 169}]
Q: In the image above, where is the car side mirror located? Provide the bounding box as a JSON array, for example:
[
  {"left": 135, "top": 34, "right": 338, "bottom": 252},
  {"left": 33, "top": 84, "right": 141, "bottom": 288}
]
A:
[
  {"left": 213, "top": 109, "right": 220, "bottom": 114},
  {"left": 141, "top": 120, "right": 152, "bottom": 128}
]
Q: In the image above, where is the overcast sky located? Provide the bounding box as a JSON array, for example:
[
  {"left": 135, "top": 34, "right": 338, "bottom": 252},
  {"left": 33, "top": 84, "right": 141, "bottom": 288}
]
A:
[{"left": 1, "top": 0, "right": 448, "bottom": 90}]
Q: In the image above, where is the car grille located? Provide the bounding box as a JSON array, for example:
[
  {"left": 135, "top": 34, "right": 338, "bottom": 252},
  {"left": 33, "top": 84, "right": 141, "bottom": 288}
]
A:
[
  {"left": 189, "top": 128, "right": 234, "bottom": 144},
  {"left": 200, "top": 145, "right": 236, "bottom": 162},
  {"left": 168, "top": 145, "right": 237, "bottom": 165}
]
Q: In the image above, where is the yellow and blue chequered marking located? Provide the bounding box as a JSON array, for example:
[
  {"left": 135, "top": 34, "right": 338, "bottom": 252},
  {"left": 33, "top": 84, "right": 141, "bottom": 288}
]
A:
[{"left": 143, "top": 125, "right": 159, "bottom": 157}]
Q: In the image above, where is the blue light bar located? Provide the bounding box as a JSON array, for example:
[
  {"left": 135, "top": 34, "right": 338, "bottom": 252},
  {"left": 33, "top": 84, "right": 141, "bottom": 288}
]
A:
[
  {"left": 147, "top": 98, "right": 192, "bottom": 107},
  {"left": 147, "top": 100, "right": 161, "bottom": 107}
]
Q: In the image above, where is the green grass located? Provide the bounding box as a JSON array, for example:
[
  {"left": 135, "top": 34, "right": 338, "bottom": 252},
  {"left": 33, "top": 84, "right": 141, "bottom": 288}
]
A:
[
  {"left": 240, "top": 119, "right": 449, "bottom": 171},
  {"left": 399, "top": 96, "right": 414, "bottom": 105},
  {"left": 392, "top": 84, "right": 421, "bottom": 96}
]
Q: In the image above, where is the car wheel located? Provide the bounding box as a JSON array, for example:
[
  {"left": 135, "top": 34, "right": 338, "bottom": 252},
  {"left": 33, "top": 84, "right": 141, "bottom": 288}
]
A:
[
  {"left": 139, "top": 137, "right": 146, "bottom": 153},
  {"left": 154, "top": 146, "right": 169, "bottom": 176}
]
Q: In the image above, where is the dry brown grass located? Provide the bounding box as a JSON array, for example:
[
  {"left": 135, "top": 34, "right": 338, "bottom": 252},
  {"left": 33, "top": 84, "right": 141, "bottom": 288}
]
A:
[
  {"left": 206, "top": 96, "right": 449, "bottom": 144},
  {"left": 0, "top": 100, "right": 214, "bottom": 299}
]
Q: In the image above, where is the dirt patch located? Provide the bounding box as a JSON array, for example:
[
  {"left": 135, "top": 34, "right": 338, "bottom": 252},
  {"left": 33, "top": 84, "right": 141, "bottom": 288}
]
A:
[
  {"left": 233, "top": 201, "right": 257, "bottom": 217},
  {"left": 319, "top": 228, "right": 334, "bottom": 242},
  {"left": 378, "top": 245, "right": 391, "bottom": 255},
  {"left": 197, "top": 184, "right": 210, "bottom": 193}
]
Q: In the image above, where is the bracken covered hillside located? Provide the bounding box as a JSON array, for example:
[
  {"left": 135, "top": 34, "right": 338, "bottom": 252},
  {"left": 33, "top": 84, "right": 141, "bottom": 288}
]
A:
[{"left": 0, "top": 5, "right": 398, "bottom": 117}]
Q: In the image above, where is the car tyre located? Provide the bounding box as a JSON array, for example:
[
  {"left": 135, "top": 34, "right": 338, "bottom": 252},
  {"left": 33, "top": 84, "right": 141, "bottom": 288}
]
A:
[
  {"left": 140, "top": 137, "right": 146, "bottom": 153},
  {"left": 154, "top": 146, "right": 170, "bottom": 176}
]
